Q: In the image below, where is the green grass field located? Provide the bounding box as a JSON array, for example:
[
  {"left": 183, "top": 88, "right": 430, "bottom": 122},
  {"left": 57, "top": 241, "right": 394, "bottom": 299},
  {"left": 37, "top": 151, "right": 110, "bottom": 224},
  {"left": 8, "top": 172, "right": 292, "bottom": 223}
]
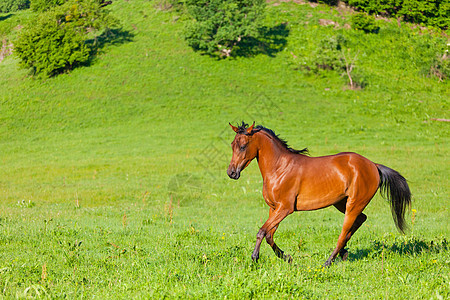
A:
[{"left": 0, "top": 0, "right": 449, "bottom": 298}]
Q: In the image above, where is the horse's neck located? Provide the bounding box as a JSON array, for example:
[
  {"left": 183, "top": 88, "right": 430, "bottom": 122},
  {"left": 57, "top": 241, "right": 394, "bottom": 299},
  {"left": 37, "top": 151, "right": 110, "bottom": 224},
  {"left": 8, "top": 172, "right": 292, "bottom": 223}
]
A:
[{"left": 255, "top": 132, "right": 287, "bottom": 179}]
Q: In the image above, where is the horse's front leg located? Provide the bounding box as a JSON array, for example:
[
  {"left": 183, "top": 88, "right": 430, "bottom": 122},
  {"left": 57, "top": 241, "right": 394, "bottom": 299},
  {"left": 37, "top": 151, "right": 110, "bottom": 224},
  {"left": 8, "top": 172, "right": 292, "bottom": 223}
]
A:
[
  {"left": 266, "top": 225, "right": 293, "bottom": 263},
  {"left": 251, "top": 228, "right": 265, "bottom": 262},
  {"left": 251, "top": 205, "right": 292, "bottom": 262}
]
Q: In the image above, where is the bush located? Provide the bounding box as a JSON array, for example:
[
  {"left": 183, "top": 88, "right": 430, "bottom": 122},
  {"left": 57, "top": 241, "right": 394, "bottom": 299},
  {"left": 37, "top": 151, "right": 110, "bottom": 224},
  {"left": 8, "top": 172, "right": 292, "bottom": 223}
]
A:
[
  {"left": 30, "top": 0, "right": 115, "bottom": 13},
  {"left": 313, "top": 0, "right": 339, "bottom": 6},
  {"left": 432, "top": 1, "right": 450, "bottom": 29},
  {"left": 344, "top": 0, "right": 401, "bottom": 16},
  {"left": 0, "top": 0, "right": 30, "bottom": 13},
  {"left": 343, "top": 0, "right": 449, "bottom": 30},
  {"left": 184, "top": 0, "right": 266, "bottom": 57},
  {"left": 399, "top": 0, "right": 438, "bottom": 26},
  {"left": 351, "top": 12, "right": 380, "bottom": 33},
  {"left": 15, "top": 12, "right": 89, "bottom": 77},
  {"left": 15, "top": 0, "right": 118, "bottom": 77},
  {"left": 301, "top": 35, "right": 366, "bottom": 89},
  {"left": 30, "top": 0, "right": 67, "bottom": 12},
  {"left": 305, "top": 36, "right": 346, "bottom": 73}
]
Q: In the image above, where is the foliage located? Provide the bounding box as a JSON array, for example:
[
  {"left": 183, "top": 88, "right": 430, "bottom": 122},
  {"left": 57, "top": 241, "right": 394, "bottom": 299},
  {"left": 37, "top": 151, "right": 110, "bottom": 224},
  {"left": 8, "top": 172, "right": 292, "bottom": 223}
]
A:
[
  {"left": 30, "top": 0, "right": 67, "bottom": 12},
  {"left": 291, "top": 5, "right": 449, "bottom": 89},
  {"left": 399, "top": 0, "right": 450, "bottom": 30},
  {"left": 303, "top": 35, "right": 346, "bottom": 73},
  {"left": 184, "top": 0, "right": 266, "bottom": 57},
  {"left": 15, "top": 11, "right": 89, "bottom": 77},
  {"left": 351, "top": 12, "right": 380, "bottom": 33},
  {"left": 344, "top": 0, "right": 402, "bottom": 16},
  {"left": 312, "top": 0, "right": 339, "bottom": 6},
  {"left": 301, "top": 35, "right": 366, "bottom": 88},
  {"left": 30, "top": 0, "right": 113, "bottom": 13},
  {"left": 14, "top": 0, "right": 118, "bottom": 77},
  {"left": 343, "top": 0, "right": 450, "bottom": 30},
  {"left": 0, "top": 0, "right": 30, "bottom": 13}
]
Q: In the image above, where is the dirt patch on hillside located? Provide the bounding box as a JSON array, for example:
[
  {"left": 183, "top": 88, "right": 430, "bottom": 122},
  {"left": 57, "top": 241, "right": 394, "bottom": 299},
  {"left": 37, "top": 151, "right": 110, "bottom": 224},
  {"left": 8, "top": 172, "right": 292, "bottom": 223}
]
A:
[{"left": 0, "top": 38, "right": 14, "bottom": 63}]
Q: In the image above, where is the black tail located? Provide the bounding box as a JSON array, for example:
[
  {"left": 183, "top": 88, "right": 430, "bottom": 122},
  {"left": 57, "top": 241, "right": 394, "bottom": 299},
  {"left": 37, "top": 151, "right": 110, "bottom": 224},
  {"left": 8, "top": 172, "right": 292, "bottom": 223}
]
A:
[{"left": 376, "top": 164, "right": 412, "bottom": 233}]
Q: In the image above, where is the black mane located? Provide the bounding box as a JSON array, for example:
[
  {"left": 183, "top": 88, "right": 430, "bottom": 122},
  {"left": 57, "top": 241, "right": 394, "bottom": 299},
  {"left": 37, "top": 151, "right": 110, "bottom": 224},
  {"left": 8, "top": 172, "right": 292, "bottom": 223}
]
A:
[
  {"left": 236, "top": 121, "right": 252, "bottom": 135},
  {"left": 236, "top": 122, "right": 309, "bottom": 155}
]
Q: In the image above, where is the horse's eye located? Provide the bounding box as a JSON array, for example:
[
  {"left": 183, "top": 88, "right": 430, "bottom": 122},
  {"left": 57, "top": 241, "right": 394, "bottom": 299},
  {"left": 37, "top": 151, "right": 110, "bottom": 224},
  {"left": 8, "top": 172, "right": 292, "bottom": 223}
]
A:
[{"left": 240, "top": 145, "right": 246, "bottom": 151}]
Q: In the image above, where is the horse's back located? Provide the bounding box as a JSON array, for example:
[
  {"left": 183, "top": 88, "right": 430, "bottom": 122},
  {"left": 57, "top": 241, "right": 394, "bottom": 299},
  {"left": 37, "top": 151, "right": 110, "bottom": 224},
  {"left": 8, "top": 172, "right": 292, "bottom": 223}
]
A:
[
  {"left": 302, "top": 151, "right": 374, "bottom": 175},
  {"left": 294, "top": 152, "right": 380, "bottom": 211},
  {"left": 311, "top": 152, "right": 380, "bottom": 187}
]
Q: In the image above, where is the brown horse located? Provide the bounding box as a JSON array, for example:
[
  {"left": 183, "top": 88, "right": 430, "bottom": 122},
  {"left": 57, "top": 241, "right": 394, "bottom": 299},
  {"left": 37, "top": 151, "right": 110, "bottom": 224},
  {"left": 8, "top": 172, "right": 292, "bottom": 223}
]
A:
[{"left": 227, "top": 122, "right": 411, "bottom": 266}]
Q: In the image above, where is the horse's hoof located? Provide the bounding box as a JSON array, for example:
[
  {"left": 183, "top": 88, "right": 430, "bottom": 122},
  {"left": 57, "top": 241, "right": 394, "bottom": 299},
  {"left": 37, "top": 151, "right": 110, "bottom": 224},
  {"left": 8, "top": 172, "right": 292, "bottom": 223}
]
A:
[
  {"left": 251, "top": 254, "right": 259, "bottom": 262},
  {"left": 284, "top": 254, "right": 293, "bottom": 263},
  {"left": 340, "top": 249, "right": 349, "bottom": 261},
  {"left": 323, "top": 260, "right": 332, "bottom": 268}
]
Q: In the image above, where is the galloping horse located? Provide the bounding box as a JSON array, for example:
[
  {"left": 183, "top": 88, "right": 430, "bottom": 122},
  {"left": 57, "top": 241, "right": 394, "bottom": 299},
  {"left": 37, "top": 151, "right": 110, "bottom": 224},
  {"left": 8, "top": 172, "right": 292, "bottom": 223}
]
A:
[{"left": 227, "top": 122, "right": 411, "bottom": 266}]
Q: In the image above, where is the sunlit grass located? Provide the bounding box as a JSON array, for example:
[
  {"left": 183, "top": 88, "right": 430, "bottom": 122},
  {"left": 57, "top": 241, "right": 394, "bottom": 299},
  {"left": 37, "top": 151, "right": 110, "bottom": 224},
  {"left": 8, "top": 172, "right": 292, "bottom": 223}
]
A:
[{"left": 0, "top": 0, "right": 448, "bottom": 298}]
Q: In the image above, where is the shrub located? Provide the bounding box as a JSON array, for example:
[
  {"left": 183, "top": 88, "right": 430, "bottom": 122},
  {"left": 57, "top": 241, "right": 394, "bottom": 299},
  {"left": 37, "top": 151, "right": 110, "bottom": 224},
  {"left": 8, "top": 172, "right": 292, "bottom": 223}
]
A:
[
  {"left": 0, "top": 0, "right": 30, "bottom": 13},
  {"left": 30, "top": 0, "right": 67, "bottom": 12},
  {"left": 30, "top": 0, "right": 115, "bottom": 13},
  {"left": 343, "top": 0, "right": 449, "bottom": 30},
  {"left": 344, "top": 0, "right": 402, "bottom": 16},
  {"left": 315, "top": 0, "right": 339, "bottom": 6},
  {"left": 307, "top": 36, "right": 346, "bottom": 73},
  {"left": 302, "top": 35, "right": 365, "bottom": 89},
  {"left": 15, "top": 0, "right": 118, "bottom": 77},
  {"left": 432, "top": 1, "right": 450, "bottom": 29},
  {"left": 184, "top": 0, "right": 266, "bottom": 57},
  {"left": 351, "top": 12, "right": 380, "bottom": 33},
  {"left": 398, "top": 0, "right": 438, "bottom": 26}
]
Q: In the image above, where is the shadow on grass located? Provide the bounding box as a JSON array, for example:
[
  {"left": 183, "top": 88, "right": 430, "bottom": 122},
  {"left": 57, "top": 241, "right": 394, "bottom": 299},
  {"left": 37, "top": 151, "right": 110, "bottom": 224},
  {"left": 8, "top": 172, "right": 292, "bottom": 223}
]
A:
[
  {"left": 82, "top": 27, "right": 134, "bottom": 67},
  {"left": 348, "top": 236, "right": 448, "bottom": 261},
  {"left": 307, "top": 0, "right": 339, "bottom": 5},
  {"left": 86, "top": 27, "right": 134, "bottom": 51},
  {"left": 0, "top": 14, "right": 13, "bottom": 22},
  {"left": 232, "top": 22, "right": 290, "bottom": 58}
]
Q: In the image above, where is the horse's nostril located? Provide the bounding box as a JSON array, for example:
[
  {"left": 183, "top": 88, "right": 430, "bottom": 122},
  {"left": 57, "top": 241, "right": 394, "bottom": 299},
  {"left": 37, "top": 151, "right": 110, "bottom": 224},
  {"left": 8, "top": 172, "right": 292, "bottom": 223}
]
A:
[
  {"left": 227, "top": 166, "right": 240, "bottom": 179},
  {"left": 227, "top": 169, "right": 239, "bottom": 179}
]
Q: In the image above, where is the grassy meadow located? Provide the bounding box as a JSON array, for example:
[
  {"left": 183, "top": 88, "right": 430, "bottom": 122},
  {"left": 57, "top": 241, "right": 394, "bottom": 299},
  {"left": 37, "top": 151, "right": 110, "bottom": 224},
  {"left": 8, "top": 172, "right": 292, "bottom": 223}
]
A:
[{"left": 0, "top": 0, "right": 449, "bottom": 298}]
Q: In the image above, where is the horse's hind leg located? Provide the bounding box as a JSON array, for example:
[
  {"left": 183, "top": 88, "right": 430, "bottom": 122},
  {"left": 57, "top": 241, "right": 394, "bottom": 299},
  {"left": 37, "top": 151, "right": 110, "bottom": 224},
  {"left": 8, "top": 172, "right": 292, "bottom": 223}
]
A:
[
  {"left": 324, "top": 198, "right": 369, "bottom": 267},
  {"left": 338, "top": 213, "right": 367, "bottom": 261},
  {"left": 333, "top": 200, "right": 367, "bottom": 261},
  {"left": 323, "top": 213, "right": 358, "bottom": 267},
  {"left": 266, "top": 225, "right": 293, "bottom": 263}
]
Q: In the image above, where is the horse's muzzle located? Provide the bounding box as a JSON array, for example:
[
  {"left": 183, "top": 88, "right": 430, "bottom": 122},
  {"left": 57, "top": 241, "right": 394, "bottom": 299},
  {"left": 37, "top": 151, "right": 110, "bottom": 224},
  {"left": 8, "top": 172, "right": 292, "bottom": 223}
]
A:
[{"left": 227, "top": 168, "right": 240, "bottom": 180}]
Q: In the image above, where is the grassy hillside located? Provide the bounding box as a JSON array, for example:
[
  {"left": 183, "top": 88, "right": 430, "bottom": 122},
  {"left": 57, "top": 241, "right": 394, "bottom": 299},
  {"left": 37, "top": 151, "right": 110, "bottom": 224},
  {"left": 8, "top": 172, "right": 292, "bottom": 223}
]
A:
[{"left": 0, "top": 0, "right": 449, "bottom": 298}]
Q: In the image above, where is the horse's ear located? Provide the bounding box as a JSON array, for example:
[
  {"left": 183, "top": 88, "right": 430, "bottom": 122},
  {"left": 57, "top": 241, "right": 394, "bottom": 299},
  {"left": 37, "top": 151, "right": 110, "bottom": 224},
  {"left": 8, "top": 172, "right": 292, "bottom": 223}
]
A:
[
  {"left": 229, "top": 123, "right": 239, "bottom": 133},
  {"left": 246, "top": 121, "right": 255, "bottom": 134}
]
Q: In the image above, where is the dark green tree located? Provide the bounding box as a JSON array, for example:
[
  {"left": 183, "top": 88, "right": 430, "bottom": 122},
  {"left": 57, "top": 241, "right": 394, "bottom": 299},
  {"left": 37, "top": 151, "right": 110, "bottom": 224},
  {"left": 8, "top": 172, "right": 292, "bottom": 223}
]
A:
[
  {"left": 15, "top": 0, "right": 117, "bottom": 77},
  {"left": 30, "top": 0, "right": 67, "bottom": 12},
  {"left": 184, "top": 0, "right": 266, "bottom": 57},
  {"left": 343, "top": 0, "right": 449, "bottom": 30},
  {"left": 351, "top": 12, "right": 380, "bottom": 33},
  {"left": 30, "top": 0, "right": 112, "bottom": 12},
  {"left": 0, "top": 0, "right": 30, "bottom": 13}
]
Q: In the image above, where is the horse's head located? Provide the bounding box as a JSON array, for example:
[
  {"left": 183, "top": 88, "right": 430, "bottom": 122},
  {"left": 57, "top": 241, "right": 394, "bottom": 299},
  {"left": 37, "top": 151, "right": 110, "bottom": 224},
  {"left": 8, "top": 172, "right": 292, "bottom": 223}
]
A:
[{"left": 227, "top": 122, "right": 258, "bottom": 180}]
